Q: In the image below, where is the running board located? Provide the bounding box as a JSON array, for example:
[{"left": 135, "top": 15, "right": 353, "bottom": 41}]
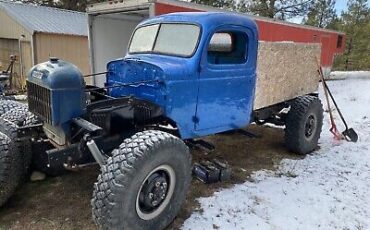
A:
[{"left": 186, "top": 139, "right": 215, "bottom": 152}]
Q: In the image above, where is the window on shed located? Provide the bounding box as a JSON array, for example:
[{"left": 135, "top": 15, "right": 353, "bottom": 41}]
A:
[
  {"left": 337, "top": 35, "right": 343, "bottom": 48},
  {"left": 313, "top": 35, "right": 318, "bottom": 42},
  {"left": 207, "top": 32, "right": 248, "bottom": 65}
]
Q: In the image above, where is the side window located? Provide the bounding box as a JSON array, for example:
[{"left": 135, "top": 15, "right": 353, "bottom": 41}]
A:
[{"left": 207, "top": 31, "right": 248, "bottom": 65}]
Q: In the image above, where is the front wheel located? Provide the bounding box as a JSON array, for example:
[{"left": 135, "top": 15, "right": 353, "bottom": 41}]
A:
[{"left": 92, "top": 130, "right": 192, "bottom": 230}]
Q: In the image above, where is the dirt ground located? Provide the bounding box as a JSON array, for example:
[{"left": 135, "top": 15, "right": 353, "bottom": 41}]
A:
[{"left": 0, "top": 125, "right": 304, "bottom": 230}]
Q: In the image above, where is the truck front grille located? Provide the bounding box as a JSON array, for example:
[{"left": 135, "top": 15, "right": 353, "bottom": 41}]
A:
[{"left": 27, "top": 81, "right": 52, "bottom": 123}]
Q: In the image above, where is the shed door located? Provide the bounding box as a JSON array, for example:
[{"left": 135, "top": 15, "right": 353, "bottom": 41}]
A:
[
  {"left": 20, "top": 41, "right": 32, "bottom": 89},
  {"left": 195, "top": 28, "right": 255, "bottom": 132}
]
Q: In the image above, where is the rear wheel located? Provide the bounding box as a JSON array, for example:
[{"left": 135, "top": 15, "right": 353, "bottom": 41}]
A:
[
  {"left": 92, "top": 130, "right": 192, "bottom": 230},
  {"left": 285, "top": 95, "right": 323, "bottom": 154}
]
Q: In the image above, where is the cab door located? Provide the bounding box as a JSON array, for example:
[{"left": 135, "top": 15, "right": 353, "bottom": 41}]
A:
[{"left": 195, "top": 26, "right": 257, "bottom": 133}]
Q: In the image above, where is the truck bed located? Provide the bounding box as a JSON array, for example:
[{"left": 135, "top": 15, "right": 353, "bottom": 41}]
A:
[{"left": 254, "top": 42, "right": 321, "bottom": 110}]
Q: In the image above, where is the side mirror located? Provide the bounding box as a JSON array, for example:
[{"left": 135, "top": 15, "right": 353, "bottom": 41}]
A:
[{"left": 208, "top": 33, "right": 232, "bottom": 52}]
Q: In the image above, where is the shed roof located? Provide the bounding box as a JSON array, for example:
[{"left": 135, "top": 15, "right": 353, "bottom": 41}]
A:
[{"left": 0, "top": 1, "right": 87, "bottom": 36}]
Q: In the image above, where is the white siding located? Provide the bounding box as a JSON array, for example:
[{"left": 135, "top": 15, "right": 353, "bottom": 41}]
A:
[{"left": 89, "top": 14, "right": 144, "bottom": 86}]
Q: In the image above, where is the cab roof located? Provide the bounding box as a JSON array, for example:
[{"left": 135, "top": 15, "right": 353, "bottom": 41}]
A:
[{"left": 138, "top": 12, "right": 258, "bottom": 31}]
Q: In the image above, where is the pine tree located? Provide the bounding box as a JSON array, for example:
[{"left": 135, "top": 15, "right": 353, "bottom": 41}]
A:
[
  {"left": 304, "top": 0, "right": 336, "bottom": 28},
  {"left": 9, "top": 0, "right": 88, "bottom": 11},
  {"left": 191, "top": 0, "right": 236, "bottom": 10},
  {"left": 342, "top": 0, "right": 369, "bottom": 26},
  {"left": 55, "top": 0, "right": 87, "bottom": 12},
  {"left": 238, "top": 0, "right": 314, "bottom": 20},
  {"left": 334, "top": 0, "right": 370, "bottom": 70}
]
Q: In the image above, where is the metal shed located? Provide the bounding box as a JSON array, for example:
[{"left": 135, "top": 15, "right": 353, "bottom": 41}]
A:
[{"left": 0, "top": 1, "right": 89, "bottom": 90}]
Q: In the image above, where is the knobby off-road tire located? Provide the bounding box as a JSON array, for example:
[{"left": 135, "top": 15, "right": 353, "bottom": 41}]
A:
[
  {"left": 285, "top": 95, "right": 323, "bottom": 154},
  {"left": 1, "top": 107, "right": 38, "bottom": 176},
  {"left": 24, "top": 112, "right": 39, "bottom": 126},
  {"left": 2, "top": 108, "right": 49, "bottom": 177},
  {"left": 0, "top": 107, "right": 34, "bottom": 126},
  {"left": 0, "top": 119, "right": 32, "bottom": 184},
  {"left": 92, "top": 130, "right": 192, "bottom": 230},
  {"left": 0, "top": 132, "right": 16, "bottom": 206},
  {"left": 0, "top": 100, "right": 26, "bottom": 117}
]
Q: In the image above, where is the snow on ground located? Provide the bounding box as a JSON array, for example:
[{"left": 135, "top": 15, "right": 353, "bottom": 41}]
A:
[
  {"left": 183, "top": 77, "right": 370, "bottom": 230},
  {"left": 330, "top": 71, "right": 370, "bottom": 80}
]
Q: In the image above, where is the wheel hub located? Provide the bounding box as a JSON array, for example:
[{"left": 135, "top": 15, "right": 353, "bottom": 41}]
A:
[
  {"left": 305, "top": 115, "right": 316, "bottom": 138},
  {"left": 136, "top": 165, "right": 176, "bottom": 220},
  {"left": 140, "top": 173, "right": 168, "bottom": 210}
]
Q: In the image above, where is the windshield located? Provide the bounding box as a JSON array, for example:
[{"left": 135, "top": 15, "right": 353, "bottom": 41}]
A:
[{"left": 129, "top": 23, "right": 201, "bottom": 57}]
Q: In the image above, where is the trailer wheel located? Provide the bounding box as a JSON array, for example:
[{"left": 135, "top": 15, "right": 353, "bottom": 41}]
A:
[
  {"left": 0, "top": 100, "right": 26, "bottom": 117},
  {"left": 0, "top": 132, "right": 18, "bottom": 206},
  {"left": 0, "top": 107, "right": 30, "bottom": 126},
  {"left": 0, "top": 119, "right": 32, "bottom": 182},
  {"left": 285, "top": 95, "right": 323, "bottom": 154},
  {"left": 0, "top": 108, "right": 38, "bottom": 177},
  {"left": 92, "top": 130, "right": 192, "bottom": 230}
]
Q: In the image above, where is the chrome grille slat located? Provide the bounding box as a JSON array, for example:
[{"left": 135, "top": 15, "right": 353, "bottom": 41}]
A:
[{"left": 27, "top": 81, "right": 52, "bottom": 124}]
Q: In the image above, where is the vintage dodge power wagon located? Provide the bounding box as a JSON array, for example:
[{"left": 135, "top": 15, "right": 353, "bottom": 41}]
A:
[{"left": 0, "top": 12, "right": 324, "bottom": 230}]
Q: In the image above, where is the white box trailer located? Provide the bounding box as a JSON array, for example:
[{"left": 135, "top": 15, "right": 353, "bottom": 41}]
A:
[
  {"left": 86, "top": 0, "right": 323, "bottom": 110},
  {"left": 87, "top": 0, "right": 344, "bottom": 87}
]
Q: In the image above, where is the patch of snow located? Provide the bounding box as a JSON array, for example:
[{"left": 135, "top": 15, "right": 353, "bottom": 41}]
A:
[
  {"left": 330, "top": 71, "right": 370, "bottom": 80},
  {"left": 183, "top": 77, "right": 370, "bottom": 230},
  {"left": 13, "top": 95, "right": 27, "bottom": 101}
]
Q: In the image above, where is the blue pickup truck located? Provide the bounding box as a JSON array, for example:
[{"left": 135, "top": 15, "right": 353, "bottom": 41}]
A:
[{"left": 0, "top": 12, "right": 323, "bottom": 229}]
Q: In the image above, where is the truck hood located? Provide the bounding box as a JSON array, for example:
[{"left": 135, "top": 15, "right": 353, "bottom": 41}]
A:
[{"left": 106, "top": 55, "right": 195, "bottom": 106}]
